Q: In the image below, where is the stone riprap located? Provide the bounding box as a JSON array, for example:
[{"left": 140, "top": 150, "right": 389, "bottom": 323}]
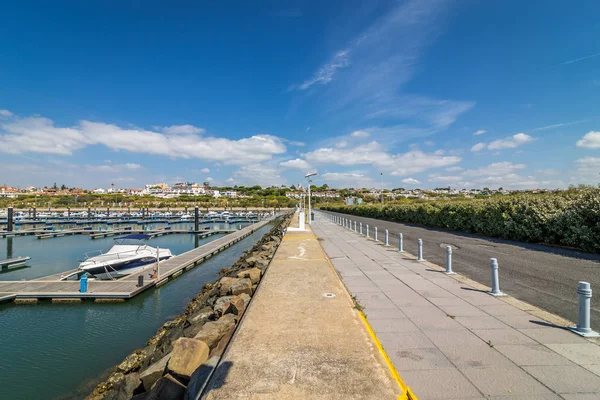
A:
[{"left": 85, "top": 213, "right": 292, "bottom": 400}]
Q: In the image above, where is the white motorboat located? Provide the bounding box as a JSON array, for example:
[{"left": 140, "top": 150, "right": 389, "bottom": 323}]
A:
[{"left": 77, "top": 234, "right": 173, "bottom": 280}]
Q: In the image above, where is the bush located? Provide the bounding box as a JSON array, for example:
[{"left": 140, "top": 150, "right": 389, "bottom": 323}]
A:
[{"left": 321, "top": 189, "right": 600, "bottom": 253}]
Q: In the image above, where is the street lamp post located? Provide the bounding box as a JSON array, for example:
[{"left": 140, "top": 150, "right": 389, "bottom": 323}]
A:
[
  {"left": 305, "top": 171, "right": 317, "bottom": 224},
  {"left": 380, "top": 172, "right": 384, "bottom": 206}
]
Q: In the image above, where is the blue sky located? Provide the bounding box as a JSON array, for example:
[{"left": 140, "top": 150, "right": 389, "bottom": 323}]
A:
[{"left": 1, "top": 0, "right": 600, "bottom": 190}]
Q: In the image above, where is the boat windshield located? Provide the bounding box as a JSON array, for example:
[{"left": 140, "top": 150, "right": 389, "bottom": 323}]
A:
[{"left": 113, "top": 234, "right": 151, "bottom": 245}]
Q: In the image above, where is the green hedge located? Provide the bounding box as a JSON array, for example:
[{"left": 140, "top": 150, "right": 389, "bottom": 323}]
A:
[{"left": 321, "top": 189, "right": 600, "bottom": 253}]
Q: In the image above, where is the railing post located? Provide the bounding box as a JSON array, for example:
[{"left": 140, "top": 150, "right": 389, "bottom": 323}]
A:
[
  {"left": 569, "top": 282, "right": 600, "bottom": 337},
  {"left": 398, "top": 233, "right": 404, "bottom": 252},
  {"left": 385, "top": 229, "right": 389, "bottom": 246},
  {"left": 417, "top": 239, "right": 424, "bottom": 261},
  {"left": 445, "top": 246, "right": 456, "bottom": 274},
  {"left": 489, "top": 258, "right": 506, "bottom": 296}
]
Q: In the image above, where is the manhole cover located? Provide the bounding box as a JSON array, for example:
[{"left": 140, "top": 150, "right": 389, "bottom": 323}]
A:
[{"left": 322, "top": 293, "right": 336, "bottom": 298}]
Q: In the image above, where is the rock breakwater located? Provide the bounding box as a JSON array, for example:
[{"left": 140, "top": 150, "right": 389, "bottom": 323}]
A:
[{"left": 86, "top": 214, "right": 291, "bottom": 400}]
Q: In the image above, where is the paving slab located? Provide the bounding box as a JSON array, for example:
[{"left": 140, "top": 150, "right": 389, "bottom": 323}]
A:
[
  {"left": 523, "top": 365, "right": 600, "bottom": 393},
  {"left": 312, "top": 213, "right": 600, "bottom": 400}
]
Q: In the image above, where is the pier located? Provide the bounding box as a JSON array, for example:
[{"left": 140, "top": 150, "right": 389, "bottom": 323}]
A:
[{"left": 0, "top": 217, "right": 276, "bottom": 304}]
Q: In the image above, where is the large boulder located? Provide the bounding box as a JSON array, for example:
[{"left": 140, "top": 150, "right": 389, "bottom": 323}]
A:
[
  {"left": 223, "top": 295, "right": 246, "bottom": 316},
  {"left": 167, "top": 338, "right": 210, "bottom": 379},
  {"left": 237, "top": 267, "right": 261, "bottom": 284},
  {"left": 187, "top": 306, "right": 215, "bottom": 325},
  {"left": 239, "top": 293, "right": 251, "bottom": 309},
  {"left": 209, "top": 325, "right": 236, "bottom": 358},
  {"left": 213, "top": 296, "right": 233, "bottom": 315},
  {"left": 230, "top": 278, "right": 252, "bottom": 296},
  {"left": 116, "top": 349, "right": 149, "bottom": 374},
  {"left": 140, "top": 353, "right": 171, "bottom": 391},
  {"left": 193, "top": 314, "right": 236, "bottom": 349},
  {"left": 218, "top": 277, "right": 239, "bottom": 296},
  {"left": 146, "top": 374, "right": 186, "bottom": 400}
]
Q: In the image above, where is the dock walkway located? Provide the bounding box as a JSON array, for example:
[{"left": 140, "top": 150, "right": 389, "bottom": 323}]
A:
[
  {"left": 201, "top": 212, "right": 403, "bottom": 399},
  {"left": 312, "top": 211, "right": 600, "bottom": 399},
  {"left": 0, "top": 218, "right": 274, "bottom": 304}
]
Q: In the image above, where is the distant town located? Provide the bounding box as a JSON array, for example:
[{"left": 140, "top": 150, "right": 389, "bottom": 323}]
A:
[{"left": 0, "top": 180, "right": 572, "bottom": 202}]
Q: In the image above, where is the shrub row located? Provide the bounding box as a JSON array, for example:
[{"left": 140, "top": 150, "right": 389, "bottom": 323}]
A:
[{"left": 321, "top": 189, "right": 600, "bottom": 253}]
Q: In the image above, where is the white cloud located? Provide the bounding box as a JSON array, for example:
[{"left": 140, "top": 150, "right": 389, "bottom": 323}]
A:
[
  {"left": 295, "top": 49, "right": 351, "bottom": 90},
  {"left": 205, "top": 177, "right": 214, "bottom": 182},
  {"left": 402, "top": 178, "right": 420, "bottom": 184},
  {"left": 199, "top": 167, "right": 210, "bottom": 173},
  {"left": 388, "top": 150, "right": 461, "bottom": 176},
  {"left": 473, "top": 129, "right": 486, "bottom": 135},
  {"left": 233, "top": 164, "right": 283, "bottom": 187},
  {"left": 289, "top": 140, "right": 306, "bottom": 147},
  {"left": 487, "top": 133, "right": 534, "bottom": 150},
  {"left": 321, "top": 172, "right": 375, "bottom": 188},
  {"left": 446, "top": 166, "right": 463, "bottom": 172},
  {"left": 335, "top": 140, "right": 348, "bottom": 149},
  {"left": 537, "top": 169, "right": 559, "bottom": 175},
  {"left": 304, "top": 142, "right": 460, "bottom": 175},
  {"left": 85, "top": 163, "right": 143, "bottom": 173},
  {"left": 0, "top": 109, "right": 13, "bottom": 119},
  {"left": 160, "top": 125, "right": 205, "bottom": 135},
  {"left": 471, "top": 142, "right": 486, "bottom": 152},
  {"left": 124, "top": 163, "right": 141, "bottom": 170},
  {"left": 424, "top": 140, "right": 435, "bottom": 146},
  {"left": 573, "top": 157, "right": 600, "bottom": 182},
  {"left": 0, "top": 117, "right": 89, "bottom": 155},
  {"left": 429, "top": 162, "right": 535, "bottom": 189},
  {"left": 350, "top": 130, "right": 370, "bottom": 138},
  {"left": 576, "top": 131, "right": 600, "bottom": 149},
  {"left": 463, "top": 162, "right": 526, "bottom": 177},
  {"left": 279, "top": 158, "right": 311, "bottom": 169},
  {"left": 0, "top": 113, "right": 287, "bottom": 164}
]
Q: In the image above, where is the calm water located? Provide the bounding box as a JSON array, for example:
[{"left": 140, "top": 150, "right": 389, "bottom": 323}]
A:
[{"left": 0, "top": 222, "right": 272, "bottom": 400}]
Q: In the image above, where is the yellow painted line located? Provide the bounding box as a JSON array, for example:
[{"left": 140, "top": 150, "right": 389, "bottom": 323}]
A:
[{"left": 358, "top": 311, "right": 418, "bottom": 400}]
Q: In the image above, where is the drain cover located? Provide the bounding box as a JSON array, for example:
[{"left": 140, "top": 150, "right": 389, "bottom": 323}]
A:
[{"left": 322, "top": 293, "right": 336, "bottom": 298}]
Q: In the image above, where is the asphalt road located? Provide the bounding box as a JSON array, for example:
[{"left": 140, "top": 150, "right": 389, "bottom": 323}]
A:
[{"left": 321, "top": 210, "right": 600, "bottom": 331}]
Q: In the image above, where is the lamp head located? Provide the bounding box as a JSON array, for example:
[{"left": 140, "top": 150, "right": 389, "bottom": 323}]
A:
[{"left": 305, "top": 172, "right": 318, "bottom": 178}]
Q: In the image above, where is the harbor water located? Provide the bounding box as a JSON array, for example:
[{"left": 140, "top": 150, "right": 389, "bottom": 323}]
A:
[{"left": 0, "top": 221, "right": 273, "bottom": 400}]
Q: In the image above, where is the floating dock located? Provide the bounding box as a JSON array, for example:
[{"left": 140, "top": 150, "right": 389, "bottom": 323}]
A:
[
  {"left": 0, "top": 257, "right": 31, "bottom": 269},
  {"left": 0, "top": 218, "right": 275, "bottom": 304}
]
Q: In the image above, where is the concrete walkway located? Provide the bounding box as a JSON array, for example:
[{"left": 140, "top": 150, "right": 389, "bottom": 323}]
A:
[
  {"left": 312, "top": 212, "right": 600, "bottom": 400},
  {"left": 202, "top": 213, "right": 403, "bottom": 399}
]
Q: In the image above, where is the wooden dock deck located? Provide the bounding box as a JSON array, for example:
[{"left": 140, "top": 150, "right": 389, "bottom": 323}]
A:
[{"left": 0, "top": 218, "right": 275, "bottom": 303}]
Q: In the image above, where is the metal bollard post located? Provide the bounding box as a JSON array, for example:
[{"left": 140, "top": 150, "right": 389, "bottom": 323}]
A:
[
  {"left": 354, "top": 221, "right": 357, "bottom": 232},
  {"left": 375, "top": 227, "right": 378, "bottom": 241},
  {"left": 366, "top": 224, "right": 369, "bottom": 238},
  {"left": 398, "top": 233, "right": 404, "bottom": 252},
  {"left": 360, "top": 222, "right": 363, "bottom": 235},
  {"left": 489, "top": 258, "right": 506, "bottom": 296},
  {"left": 385, "top": 229, "right": 389, "bottom": 246},
  {"left": 417, "top": 239, "right": 424, "bottom": 261},
  {"left": 569, "top": 282, "right": 600, "bottom": 337},
  {"left": 445, "top": 246, "right": 456, "bottom": 274},
  {"left": 138, "top": 274, "right": 144, "bottom": 287}
]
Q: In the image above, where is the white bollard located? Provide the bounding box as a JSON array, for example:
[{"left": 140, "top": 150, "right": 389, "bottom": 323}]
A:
[
  {"left": 385, "top": 229, "right": 389, "bottom": 246},
  {"left": 398, "top": 233, "right": 404, "bottom": 253},
  {"left": 354, "top": 221, "right": 357, "bottom": 232},
  {"left": 417, "top": 239, "right": 424, "bottom": 261},
  {"left": 569, "top": 282, "right": 600, "bottom": 337},
  {"left": 366, "top": 224, "right": 369, "bottom": 238},
  {"left": 489, "top": 258, "right": 506, "bottom": 296},
  {"left": 375, "top": 227, "right": 378, "bottom": 241},
  {"left": 360, "top": 223, "right": 363, "bottom": 235},
  {"left": 445, "top": 246, "right": 456, "bottom": 274}
]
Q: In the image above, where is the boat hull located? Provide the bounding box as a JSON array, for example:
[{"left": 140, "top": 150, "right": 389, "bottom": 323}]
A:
[{"left": 81, "top": 255, "right": 172, "bottom": 280}]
